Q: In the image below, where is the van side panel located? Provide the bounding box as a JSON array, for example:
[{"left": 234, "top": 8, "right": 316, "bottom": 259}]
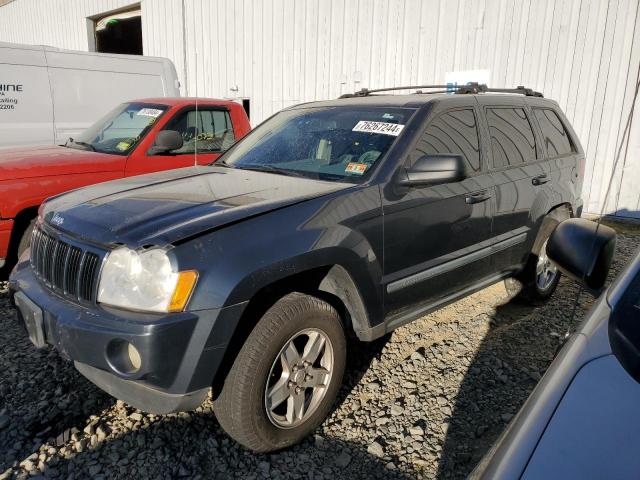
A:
[
  {"left": 0, "top": 44, "right": 55, "bottom": 147},
  {"left": 44, "top": 48, "right": 180, "bottom": 144}
]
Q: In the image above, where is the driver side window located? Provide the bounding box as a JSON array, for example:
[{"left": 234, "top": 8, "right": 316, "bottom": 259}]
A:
[
  {"left": 412, "top": 109, "right": 481, "bottom": 173},
  {"left": 163, "top": 108, "right": 236, "bottom": 154}
]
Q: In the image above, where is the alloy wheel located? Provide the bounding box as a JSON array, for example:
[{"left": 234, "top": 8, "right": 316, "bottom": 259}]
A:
[
  {"left": 536, "top": 239, "right": 559, "bottom": 291},
  {"left": 264, "top": 328, "right": 334, "bottom": 429}
]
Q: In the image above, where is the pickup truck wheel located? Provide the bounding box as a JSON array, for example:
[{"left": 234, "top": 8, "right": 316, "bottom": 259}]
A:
[
  {"left": 214, "top": 292, "right": 346, "bottom": 452},
  {"left": 17, "top": 218, "right": 36, "bottom": 259},
  {"left": 505, "top": 209, "right": 568, "bottom": 304}
]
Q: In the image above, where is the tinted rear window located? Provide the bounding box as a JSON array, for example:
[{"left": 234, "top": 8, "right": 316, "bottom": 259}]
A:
[
  {"left": 486, "top": 107, "right": 537, "bottom": 167},
  {"left": 534, "top": 108, "right": 574, "bottom": 156}
]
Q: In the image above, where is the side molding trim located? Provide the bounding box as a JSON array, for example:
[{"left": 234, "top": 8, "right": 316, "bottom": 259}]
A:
[{"left": 386, "top": 232, "right": 527, "bottom": 294}]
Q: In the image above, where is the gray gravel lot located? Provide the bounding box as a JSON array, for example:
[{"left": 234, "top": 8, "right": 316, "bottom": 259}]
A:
[{"left": 0, "top": 224, "right": 638, "bottom": 480}]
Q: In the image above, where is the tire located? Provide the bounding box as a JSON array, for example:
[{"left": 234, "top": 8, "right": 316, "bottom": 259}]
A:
[
  {"left": 505, "top": 208, "right": 570, "bottom": 304},
  {"left": 17, "top": 218, "right": 36, "bottom": 259},
  {"left": 214, "top": 292, "right": 346, "bottom": 452}
]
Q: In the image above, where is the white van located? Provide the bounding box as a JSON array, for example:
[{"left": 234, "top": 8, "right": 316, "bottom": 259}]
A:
[{"left": 0, "top": 42, "right": 180, "bottom": 148}]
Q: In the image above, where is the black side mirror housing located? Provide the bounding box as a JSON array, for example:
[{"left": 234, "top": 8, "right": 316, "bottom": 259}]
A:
[
  {"left": 546, "top": 218, "right": 617, "bottom": 294},
  {"left": 398, "top": 154, "right": 466, "bottom": 187},
  {"left": 148, "top": 130, "right": 183, "bottom": 155}
]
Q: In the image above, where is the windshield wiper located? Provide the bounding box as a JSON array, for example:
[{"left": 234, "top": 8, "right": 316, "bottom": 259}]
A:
[
  {"left": 66, "top": 138, "right": 96, "bottom": 152},
  {"left": 74, "top": 141, "right": 96, "bottom": 151},
  {"left": 235, "top": 164, "right": 308, "bottom": 178},
  {"left": 215, "top": 159, "right": 234, "bottom": 168}
]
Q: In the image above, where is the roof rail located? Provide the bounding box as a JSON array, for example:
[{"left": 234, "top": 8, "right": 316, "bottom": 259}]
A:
[
  {"left": 339, "top": 84, "right": 476, "bottom": 98},
  {"left": 338, "top": 83, "right": 543, "bottom": 98},
  {"left": 465, "top": 85, "right": 544, "bottom": 97}
]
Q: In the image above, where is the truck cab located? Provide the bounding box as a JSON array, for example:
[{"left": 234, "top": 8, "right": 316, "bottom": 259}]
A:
[{"left": 0, "top": 97, "right": 251, "bottom": 276}]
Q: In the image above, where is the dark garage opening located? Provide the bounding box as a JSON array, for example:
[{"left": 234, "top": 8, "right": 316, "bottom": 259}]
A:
[{"left": 94, "top": 8, "right": 142, "bottom": 55}]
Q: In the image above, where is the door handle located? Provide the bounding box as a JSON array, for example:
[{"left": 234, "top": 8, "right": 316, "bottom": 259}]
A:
[
  {"left": 465, "top": 190, "right": 492, "bottom": 204},
  {"left": 532, "top": 174, "right": 550, "bottom": 186}
]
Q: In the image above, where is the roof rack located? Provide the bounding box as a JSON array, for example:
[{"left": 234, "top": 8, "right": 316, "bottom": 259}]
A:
[{"left": 338, "top": 83, "right": 543, "bottom": 98}]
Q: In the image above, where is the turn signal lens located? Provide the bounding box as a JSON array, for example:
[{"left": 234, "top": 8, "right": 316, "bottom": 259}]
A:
[{"left": 168, "top": 270, "right": 199, "bottom": 312}]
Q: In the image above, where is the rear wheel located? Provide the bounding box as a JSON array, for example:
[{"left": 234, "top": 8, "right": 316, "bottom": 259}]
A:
[
  {"left": 505, "top": 208, "right": 569, "bottom": 304},
  {"left": 214, "top": 292, "right": 346, "bottom": 452}
]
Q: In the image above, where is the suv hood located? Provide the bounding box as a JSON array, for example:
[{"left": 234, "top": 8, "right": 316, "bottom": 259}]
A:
[
  {"left": 0, "top": 145, "right": 123, "bottom": 181},
  {"left": 42, "top": 166, "right": 353, "bottom": 247}
]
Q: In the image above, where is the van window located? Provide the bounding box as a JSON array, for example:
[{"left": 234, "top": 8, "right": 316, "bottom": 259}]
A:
[
  {"left": 533, "top": 108, "right": 575, "bottom": 156},
  {"left": 414, "top": 109, "right": 481, "bottom": 172},
  {"left": 165, "top": 108, "right": 236, "bottom": 154},
  {"left": 486, "top": 107, "right": 537, "bottom": 167}
]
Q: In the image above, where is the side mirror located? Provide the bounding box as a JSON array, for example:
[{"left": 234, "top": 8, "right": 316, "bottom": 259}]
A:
[
  {"left": 398, "top": 154, "right": 466, "bottom": 187},
  {"left": 148, "top": 130, "right": 183, "bottom": 155},
  {"left": 546, "top": 218, "right": 617, "bottom": 294}
]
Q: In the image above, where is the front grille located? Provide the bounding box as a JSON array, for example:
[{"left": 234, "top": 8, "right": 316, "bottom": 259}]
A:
[{"left": 30, "top": 225, "right": 102, "bottom": 303}]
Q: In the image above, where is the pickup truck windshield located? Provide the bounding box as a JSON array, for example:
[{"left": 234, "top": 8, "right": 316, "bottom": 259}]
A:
[
  {"left": 67, "top": 102, "right": 169, "bottom": 155},
  {"left": 220, "top": 106, "right": 416, "bottom": 181}
]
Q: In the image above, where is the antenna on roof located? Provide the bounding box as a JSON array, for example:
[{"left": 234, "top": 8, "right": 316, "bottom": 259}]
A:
[{"left": 194, "top": 45, "right": 198, "bottom": 168}]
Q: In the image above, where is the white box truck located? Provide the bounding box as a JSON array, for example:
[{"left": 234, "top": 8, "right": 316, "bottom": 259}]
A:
[{"left": 0, "top": 42, "right": 180, "bottom": 148}]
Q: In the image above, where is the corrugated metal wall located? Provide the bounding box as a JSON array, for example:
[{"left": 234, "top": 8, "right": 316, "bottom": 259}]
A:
[{"left": 1, "top": 0, "right": 639, "bottom": 218}]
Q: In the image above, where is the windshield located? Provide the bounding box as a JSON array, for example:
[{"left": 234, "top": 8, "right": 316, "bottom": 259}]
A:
[
  {"left": 67, "top": 102, "right": 169, "bottom": 155},
  {"left": 219, "top": 106, "right": 416, "bottom": 181}
]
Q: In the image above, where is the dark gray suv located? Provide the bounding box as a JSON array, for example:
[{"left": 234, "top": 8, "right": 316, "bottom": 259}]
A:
[{"left": 11, "top": 84, "right": 585, "bottom": 451}]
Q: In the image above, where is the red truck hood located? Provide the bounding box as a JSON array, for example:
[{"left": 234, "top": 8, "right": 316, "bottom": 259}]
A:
[{"left": 0, "top": 145, "right": 124, "bottom": 181}]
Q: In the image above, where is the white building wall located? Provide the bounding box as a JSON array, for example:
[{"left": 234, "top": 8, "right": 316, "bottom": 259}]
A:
[{"left": 0, "top": 0, "right": 639, "bottom": 218}]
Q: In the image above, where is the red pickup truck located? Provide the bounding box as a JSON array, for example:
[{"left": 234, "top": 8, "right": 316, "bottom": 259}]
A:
[{"left": 0, "top": 97, "right": 251, "bottom": 276}]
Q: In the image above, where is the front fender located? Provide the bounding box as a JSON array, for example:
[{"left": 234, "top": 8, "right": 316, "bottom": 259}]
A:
[{"left": 175, "top": 186, "right": 384, "bottom": 329}]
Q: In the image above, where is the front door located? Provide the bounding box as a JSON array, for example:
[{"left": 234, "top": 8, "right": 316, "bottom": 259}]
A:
[
  {"left": 382, "top": 103, "right": 494, "bottom": 322},
  {"left": 125, "top": 106, "right": 236, "bottom": 176}
]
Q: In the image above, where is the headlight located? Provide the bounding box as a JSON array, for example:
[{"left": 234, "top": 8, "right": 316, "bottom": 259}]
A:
[{"left": 97, "top": 247, "right": 198, "bottom": 313}]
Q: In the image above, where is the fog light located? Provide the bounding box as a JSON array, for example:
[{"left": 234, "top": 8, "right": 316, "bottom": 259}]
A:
[
  {"left": 128, "top": 343, "right": 142, "bottom": 371},
  {"left": 106, "top": 339, "right": 142, "bottom": 374}
]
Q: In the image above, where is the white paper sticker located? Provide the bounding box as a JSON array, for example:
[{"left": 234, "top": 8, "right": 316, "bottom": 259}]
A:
[
  {"left": 137, "top": 108, "right": 163, "bottom": 118},
  {"left": 352, "top": 120, "right": 405, "bottom": 136}
]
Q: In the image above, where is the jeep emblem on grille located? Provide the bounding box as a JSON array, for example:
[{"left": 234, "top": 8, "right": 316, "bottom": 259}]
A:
[{"left": 51, "top": 213, "right": 64, "bottom": 226}]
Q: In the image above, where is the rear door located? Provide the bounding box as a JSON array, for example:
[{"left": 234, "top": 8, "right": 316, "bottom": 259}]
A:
[
  {"left": 382, "top": 98, "right": 495, "bottom": 323},
  {"left": 125, "top": 106, "right": 237, "bottom": 176},
  {"left": 476, "top": 96, "right": 549, "bottom": 273},
  {"left": 530, "top": 104, "right": 583, "bottom": 214}
]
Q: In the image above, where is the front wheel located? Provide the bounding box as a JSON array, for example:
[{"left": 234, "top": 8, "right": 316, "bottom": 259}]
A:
[{"left": 214, "top": 292, "right": 346, "bottom": 452}]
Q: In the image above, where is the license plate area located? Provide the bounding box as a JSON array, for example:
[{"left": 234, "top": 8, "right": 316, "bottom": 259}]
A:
[{"left": 14, "top": 291, "right": 47, "bottom": 349}]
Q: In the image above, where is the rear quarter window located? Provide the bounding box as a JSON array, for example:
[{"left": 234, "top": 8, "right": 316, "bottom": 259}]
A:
[{"left": 533, "top": 108, "right": 575, "bottom": 156}]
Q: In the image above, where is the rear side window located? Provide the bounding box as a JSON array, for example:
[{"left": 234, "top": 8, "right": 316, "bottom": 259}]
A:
[
  {"left": 164, "top": 108, "right": 236, "bottom": 154},
  {"left": 486, "top": 107, "right": 537, "bottom": 167},
  {"left": 415, "top": 109, "right": 481, "bottom": 172},
  {"left": 533, "top": 108, "right": 574, "bottom": 156}
]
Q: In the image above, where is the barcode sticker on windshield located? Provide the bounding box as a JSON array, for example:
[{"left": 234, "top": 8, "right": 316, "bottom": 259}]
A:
[
  {"left": 137, "top": 108, "right": 163, "bottom": 118},
  {"left": 352, "top": 121, "right": 405, "bottom": 136}
]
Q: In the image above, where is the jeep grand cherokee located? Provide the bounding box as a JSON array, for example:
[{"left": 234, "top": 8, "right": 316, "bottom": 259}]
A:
[{"left": 10, "top": 84, "right": 584, "bottom": 452}]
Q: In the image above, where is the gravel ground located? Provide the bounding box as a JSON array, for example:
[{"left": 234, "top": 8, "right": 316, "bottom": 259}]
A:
[{"left": 0, "top": 224, "right": 637, "bottom": 480}]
